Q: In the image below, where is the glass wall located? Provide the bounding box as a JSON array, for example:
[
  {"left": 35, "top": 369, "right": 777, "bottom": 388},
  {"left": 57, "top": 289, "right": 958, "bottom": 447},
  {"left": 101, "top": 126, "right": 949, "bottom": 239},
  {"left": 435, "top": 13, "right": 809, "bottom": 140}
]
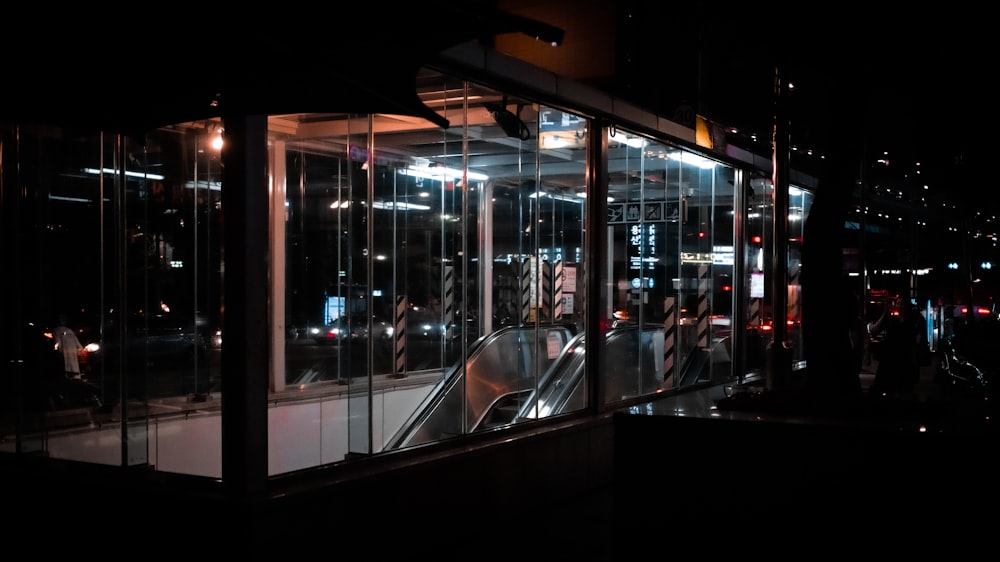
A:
[
  {"left": 3, "top": 66, "right": 794, "bottom": 478},
  {"left": 743, "top": 173, "right": 773, "bottom": 373},
  {"left": 604, "top": 128, "right": 737, "bottom": 398},
  {"left": 740, "top": 174, "right": 814, "bottom": 375},
  {"left": 787, "top": 185, "right": 814, "bottom": 365},
  {"left": 261, "top": 72, "right": 744, "bottom": 472},
  {"left": 1, "top": 121, "right": 223, "bottom": 475},
  {"left": 267, "top": 73, "right": 591, "bottom": 470}
]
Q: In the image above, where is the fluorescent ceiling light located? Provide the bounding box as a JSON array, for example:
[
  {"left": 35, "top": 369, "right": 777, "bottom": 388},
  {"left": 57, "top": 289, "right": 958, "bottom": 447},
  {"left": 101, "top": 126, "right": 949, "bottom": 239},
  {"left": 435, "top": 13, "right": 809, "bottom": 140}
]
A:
[
  {"left": 666, "top": 152, "right": 717, "bottom": 170},
  {"left": 373, "top": 201, "right": 431, "bottom": 211},
  {"left": 49, "top": 195, "right": 98, "bottom": 203},
  {"left": 83, "top": 167, "right": 166, "bottom": 181},
  {"left": 184, "top": 180, "right": 221, "bottom": 191},
  {"left": 419, "top": 95, "right": 483, "bottom": 107},
  {"left": 400, "top": 167, "right": 489, "bottom": 182},
  {"left": 529, "top": 192, "right": 584, "bottom": 203},
  {"left": 574, "top": 192, "right": 616, "bottom": 202},
  {"left": 608, "top": 131, "right": 647, "bottom": 149}
]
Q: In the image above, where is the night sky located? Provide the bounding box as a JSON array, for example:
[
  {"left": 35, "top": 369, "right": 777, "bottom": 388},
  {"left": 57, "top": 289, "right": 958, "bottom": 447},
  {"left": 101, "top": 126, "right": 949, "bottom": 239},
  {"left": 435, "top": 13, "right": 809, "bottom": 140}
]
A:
[{"left": 692, "top": 6, "right": 992, "bottom": 202}]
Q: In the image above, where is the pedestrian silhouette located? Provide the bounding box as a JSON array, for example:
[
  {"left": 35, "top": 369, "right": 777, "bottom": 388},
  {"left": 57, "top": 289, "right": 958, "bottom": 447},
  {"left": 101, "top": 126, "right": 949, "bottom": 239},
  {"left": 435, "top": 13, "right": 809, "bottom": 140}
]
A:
[{"left": 53, "top": 315, "right": 84, "bottom": 379}]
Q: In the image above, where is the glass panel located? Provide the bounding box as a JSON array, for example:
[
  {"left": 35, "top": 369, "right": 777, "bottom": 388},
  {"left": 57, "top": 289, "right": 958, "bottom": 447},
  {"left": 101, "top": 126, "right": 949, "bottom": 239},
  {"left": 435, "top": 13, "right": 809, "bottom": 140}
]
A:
[
  {"left": 708, "top": 166, "right": 737, "bottom": 381},
  {"left": 739, "top": 177, "right": 811, "bottom": 376},
  {"left": 743, "top": 173, "right": 773, "bottom": 374},
  {"left": 0, "top": 121, "right": 223, "bottom": 475},
  {"left": 674, "top": 149, "right": 736, "bottom": 389},
  {"left": 108, "top": 124, "right": 223, "bottom": 472},
  {"left": 604, "top": 129, "right": 669, "bottom": 402},
  {"left": 269, "top": 72, "right": 590, "bottom": 468},
  {"left": 787, "top": 185, "right": 813, "bottom": 365},
  {"left": 273, "top": 114, "right": 375, "bottom": 466},
  {"left": 1, "top": 124, "right": 107, "bottom": 456},
  {"left": 492, "top": 103, "right": 588, "bottom": 425},
  {"left": 606, "top": 128, "right": 735, "bottom": 403},
  {"left": 344, "top": 118, "right": 374, "bottom": 457}
]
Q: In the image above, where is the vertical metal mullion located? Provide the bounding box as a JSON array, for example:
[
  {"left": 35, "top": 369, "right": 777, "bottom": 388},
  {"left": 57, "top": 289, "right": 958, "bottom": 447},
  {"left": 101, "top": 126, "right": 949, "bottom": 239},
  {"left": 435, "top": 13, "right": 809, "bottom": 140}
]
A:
[
  {"left": 366, "top": 116, "right": 375, "bottom": 452},
  {"left": 115, "top": 133, "right": 130, "bottom": 466},
  {"left": 732, "top": 168, "right": 747, "bottom": 383},
  {"left": 586, "top": 119, "right": 609, "bottom": 409}
]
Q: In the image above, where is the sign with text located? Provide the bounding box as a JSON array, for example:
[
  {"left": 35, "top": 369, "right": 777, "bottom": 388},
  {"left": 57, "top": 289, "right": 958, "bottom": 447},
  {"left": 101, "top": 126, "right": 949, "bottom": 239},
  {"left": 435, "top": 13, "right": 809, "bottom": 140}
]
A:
[{"left": 628, "top": 223, "right": 659, "bottom": 273}]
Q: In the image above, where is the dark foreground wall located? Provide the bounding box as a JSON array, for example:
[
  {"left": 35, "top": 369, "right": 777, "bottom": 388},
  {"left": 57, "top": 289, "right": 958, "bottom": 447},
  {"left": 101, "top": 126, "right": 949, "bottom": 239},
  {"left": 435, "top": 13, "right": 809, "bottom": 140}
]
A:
[
  {"left": 3, "top": 415, "right": 617, "bottom": 558},
  {"left": 613, "top": 413, "right": 999, "bottom": 555},
  {"left": 7, "top": 409, "right": 996, "bottom": 557}
]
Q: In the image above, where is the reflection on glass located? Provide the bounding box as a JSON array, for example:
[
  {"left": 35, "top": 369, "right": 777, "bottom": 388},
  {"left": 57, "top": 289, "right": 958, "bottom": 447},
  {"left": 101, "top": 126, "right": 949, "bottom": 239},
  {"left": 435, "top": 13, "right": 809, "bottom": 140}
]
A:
[
  {"left": 2, "top": 121, "right": 223, "bottom": 473},
  {"left": 607, "top": 129, "right": 735, "bottom": 399},
  {"left": 269, "top": 81, "right": 590, "bottom": 467}
]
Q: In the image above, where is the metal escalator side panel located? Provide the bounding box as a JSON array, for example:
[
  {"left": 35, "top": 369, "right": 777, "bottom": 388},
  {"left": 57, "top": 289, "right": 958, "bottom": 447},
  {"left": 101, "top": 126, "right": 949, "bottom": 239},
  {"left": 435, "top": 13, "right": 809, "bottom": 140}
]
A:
[
  {"left": 386, "top": 324, "right": 574, "bottom": 449},
  {"left": 604, "top": 326, "right": 666, "bottom": 401},
  {"left": 468, "top": 325, "right": 576, "bottom": 431},
  {"left": 514, "top": 332, "right": 586, "bottom": 421},
  {"left": 384, "top": 331, "right": 500, "bottom": 449},
  {"left": 515, "top": 325, "right": 666, "bottom": 419}
]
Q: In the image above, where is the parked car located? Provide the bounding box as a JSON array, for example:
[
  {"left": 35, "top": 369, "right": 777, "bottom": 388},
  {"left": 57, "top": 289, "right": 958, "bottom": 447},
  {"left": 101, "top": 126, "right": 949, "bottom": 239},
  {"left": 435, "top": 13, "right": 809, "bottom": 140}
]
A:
[
  {"left": 311, "top": 316, "right": 393, "bottom": 345},
  {"left": 406, "top": 307, "right": 479, "bottom": 342},
  {"left": 72, "top": 313, "right": 216, "bottom": 403}
]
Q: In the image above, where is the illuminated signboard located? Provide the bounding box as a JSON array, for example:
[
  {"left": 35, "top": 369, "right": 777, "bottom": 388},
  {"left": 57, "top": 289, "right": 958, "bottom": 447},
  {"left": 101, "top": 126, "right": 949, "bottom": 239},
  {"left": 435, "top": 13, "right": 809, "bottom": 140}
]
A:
[
  {"left": 325, "top": 296, "right": 345, "bottom": 325},
  {"left": 750, "top": 272, "right": 765, "bottom": 299},
  {"left": 628, "top": 223, "right": 659, "bottom": 273},
  {"left": 712, "top": 245, "right": 735, "bottom": 265}
]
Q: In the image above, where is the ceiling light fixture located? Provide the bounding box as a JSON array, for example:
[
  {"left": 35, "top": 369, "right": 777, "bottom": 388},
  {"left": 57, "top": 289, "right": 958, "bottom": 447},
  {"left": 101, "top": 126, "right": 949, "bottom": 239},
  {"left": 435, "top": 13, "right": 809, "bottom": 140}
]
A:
[{"left": 400, "top": 166, "right": 488, "bottom": 182}]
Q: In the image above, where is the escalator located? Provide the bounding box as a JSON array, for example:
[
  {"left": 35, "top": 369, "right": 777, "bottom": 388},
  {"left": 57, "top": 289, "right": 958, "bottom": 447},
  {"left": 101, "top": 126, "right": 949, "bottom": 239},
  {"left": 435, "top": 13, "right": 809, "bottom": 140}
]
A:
[
  {"left": 384, "top": 323, "right": 577, "bottom": 450},
  {"left": 512, "top": 324, "right": 666, "bottom": 423},
  {"left": 386, "top": 323, "right": 709, "bottom": 450}
]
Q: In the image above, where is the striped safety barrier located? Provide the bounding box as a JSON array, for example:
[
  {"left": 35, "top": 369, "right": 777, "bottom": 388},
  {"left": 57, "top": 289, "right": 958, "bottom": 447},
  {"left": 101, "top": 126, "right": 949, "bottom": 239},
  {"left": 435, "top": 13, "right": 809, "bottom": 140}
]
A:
[
  {"left": 520, "top": 258, "right": 532, "bottom": 324},
  {"left": 663, "top": 296, "right": 676, "bottom": 385},
  {"left": 395, "top": 295, "right": 406, "bottom": 377},
  {"left": 551, "top": 260, "right": 563, "bottom": 321},
  {"left": 443, "top": 265, "right": 455, "bottom": 338},
  {"left": 697, "top": 263, "right": 709, "bottom": 348}
]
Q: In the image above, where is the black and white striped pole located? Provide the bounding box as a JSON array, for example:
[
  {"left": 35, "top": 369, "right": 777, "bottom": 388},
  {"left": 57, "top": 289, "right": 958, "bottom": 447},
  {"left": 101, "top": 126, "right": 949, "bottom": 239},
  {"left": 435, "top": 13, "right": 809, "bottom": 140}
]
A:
[{"left": 394, "top": 295, "right": 406, "bottom": 378}]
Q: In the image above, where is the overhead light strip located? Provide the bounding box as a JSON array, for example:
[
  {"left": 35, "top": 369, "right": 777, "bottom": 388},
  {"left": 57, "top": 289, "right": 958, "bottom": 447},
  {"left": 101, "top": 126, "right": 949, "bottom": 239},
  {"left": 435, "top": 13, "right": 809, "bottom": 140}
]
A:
[
  {"left": 400, "top": 167, "right": 489, "bottom": 182},
  {"left": 83, "top": 167, "right": 166, "bottom": 181}
]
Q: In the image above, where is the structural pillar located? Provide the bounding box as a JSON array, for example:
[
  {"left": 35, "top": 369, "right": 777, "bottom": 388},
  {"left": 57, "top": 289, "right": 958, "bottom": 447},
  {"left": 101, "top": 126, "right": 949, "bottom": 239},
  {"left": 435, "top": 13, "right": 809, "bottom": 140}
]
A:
[{"left": 766, "top": 65, "right": 792, "bottom": 390}]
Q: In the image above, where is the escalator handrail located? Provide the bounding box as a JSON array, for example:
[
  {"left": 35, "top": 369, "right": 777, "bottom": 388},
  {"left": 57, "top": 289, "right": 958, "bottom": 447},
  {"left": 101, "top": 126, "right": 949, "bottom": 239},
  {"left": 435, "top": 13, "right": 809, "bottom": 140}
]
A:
[
  {"left": 385, "top": 322, "right": 577, "bottom": 450},
  {"left": 513, "top": 324, "right": 665, "bottom": 421}
]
